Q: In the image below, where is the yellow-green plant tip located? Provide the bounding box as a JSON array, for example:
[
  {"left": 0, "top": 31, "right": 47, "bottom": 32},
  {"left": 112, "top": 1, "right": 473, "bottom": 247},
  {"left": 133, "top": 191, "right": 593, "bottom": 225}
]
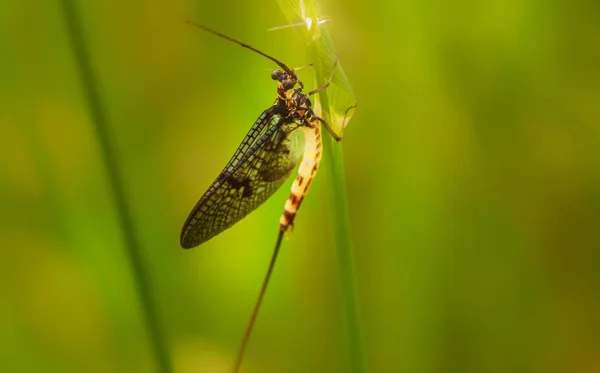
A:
[{"left": 276, "top": 0, "right": 357, "bottom": 135}]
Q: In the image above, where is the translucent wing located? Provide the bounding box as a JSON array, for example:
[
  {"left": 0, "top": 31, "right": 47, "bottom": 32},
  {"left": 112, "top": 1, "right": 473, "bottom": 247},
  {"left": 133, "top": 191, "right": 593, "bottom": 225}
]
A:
[{"left": 180, "top": 109, "right": 301, "bottom": 248}]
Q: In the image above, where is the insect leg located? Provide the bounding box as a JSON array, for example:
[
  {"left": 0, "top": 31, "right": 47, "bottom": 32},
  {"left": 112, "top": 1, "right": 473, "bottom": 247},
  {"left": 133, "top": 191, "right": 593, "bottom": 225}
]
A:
[
  {"left": 311, "top": 115, "right": 341, "bottom": 142},
  {"left": 305, "top": 56, "right": 356, "bottom": 141},
  {"left": 307, "top": 55, "right": 339, "bottom": 96},
  {"left": 310, "top": 101, "right": 357, "bottom": 142},
  {"left": 292, "top": 62, "right": 313, "bottom": 72}
]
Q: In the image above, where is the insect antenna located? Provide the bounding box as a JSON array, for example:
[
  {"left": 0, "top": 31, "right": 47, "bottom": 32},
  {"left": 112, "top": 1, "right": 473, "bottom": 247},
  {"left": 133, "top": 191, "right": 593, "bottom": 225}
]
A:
[{"left": 186, "top": 21, "right": 298, "bottom": 81}]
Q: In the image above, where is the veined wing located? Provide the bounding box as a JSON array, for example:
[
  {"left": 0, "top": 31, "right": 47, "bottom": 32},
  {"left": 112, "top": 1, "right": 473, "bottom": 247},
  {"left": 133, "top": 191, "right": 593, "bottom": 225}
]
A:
[
  {"left": 180, "top": 112, "right": 301, "bottom": 248},
  {"left": 219, "top": 105, "right": 276, "bottom": 175}
]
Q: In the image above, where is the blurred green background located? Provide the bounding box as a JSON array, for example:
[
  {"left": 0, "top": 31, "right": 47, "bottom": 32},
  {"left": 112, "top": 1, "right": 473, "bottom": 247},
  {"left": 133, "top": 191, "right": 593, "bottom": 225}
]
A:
[{"left": 2, "top": 0, "right": 600, "bottom": 372}]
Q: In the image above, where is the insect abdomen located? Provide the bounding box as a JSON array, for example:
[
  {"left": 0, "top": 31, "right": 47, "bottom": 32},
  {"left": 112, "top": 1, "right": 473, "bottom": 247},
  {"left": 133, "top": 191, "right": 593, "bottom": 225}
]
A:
[{"left": 279, "top": 121, "right": 323, "bottom": 231}]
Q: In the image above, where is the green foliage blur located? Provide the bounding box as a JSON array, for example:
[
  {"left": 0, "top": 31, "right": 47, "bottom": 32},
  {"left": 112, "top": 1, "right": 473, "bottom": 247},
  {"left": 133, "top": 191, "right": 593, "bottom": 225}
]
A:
[{"left": 1, "top": 0, "right": 599, "bottom": 372}]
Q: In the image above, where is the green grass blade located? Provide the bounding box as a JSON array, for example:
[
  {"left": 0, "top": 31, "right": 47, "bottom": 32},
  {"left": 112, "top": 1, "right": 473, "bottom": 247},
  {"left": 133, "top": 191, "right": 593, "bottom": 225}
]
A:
[
  {"left": 275, "top": 2, "right": 365, "bottom": 373},
  {"left": 59, "top": 2, "right": 172, "bottom": 372}
]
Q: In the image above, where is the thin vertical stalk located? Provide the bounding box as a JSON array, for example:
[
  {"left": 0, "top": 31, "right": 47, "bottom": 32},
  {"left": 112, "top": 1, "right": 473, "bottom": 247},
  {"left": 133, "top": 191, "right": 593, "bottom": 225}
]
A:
[
  {"left": 60, "top": 2, "right": 172, "bottom": 372},
  {"left": 276, "top": 1, "right": 366, "bottom": 372},
  {"left": 312, "top": 44, "right": 367, "bottom": 373}
]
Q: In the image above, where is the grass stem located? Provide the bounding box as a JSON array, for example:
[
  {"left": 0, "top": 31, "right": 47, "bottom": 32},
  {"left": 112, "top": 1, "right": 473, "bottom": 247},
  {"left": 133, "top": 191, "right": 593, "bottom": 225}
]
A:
[{"left": 60, "top": 2, "right": 172, "bottom": 372}]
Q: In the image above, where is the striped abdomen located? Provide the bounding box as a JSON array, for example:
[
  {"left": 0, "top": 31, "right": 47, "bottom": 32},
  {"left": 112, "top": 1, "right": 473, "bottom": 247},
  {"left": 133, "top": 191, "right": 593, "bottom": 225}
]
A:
[{"left": 279, "top": 119, "right": 323, "bottom": 231}]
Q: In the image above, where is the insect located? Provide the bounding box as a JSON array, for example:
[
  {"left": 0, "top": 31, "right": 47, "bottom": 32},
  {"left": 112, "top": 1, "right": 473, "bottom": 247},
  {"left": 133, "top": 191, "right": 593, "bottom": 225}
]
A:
[{"left": 181, "top": 21, "right": 354, "bottom": 372}]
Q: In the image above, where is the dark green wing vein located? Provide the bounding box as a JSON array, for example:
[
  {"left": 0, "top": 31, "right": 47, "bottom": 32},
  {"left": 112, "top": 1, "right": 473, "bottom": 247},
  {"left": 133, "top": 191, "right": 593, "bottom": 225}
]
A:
[{"left": 180, "top": 111, "right": 300, "bottom": 248}]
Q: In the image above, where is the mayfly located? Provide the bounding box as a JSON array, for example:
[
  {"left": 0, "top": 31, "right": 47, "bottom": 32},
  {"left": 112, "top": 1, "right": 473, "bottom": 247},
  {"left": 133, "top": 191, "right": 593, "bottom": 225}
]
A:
[{"left": 181, "top": 21, "right": 353, "bottom": 372}]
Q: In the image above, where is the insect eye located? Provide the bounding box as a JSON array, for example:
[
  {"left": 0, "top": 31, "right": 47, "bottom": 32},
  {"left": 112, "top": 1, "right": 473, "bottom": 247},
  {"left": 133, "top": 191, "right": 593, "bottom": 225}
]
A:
[
  {"left": 271, "top": 70, "right": 283, "bottom": 80},
  {"left": 282, "top": 79, "right": 295, "bottom": 89}
]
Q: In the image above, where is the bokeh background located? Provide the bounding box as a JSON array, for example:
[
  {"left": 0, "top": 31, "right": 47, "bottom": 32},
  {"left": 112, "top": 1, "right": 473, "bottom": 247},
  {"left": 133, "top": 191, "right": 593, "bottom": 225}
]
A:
[{"left": 2, "top": 0, "right": 599, "bottom": 372}]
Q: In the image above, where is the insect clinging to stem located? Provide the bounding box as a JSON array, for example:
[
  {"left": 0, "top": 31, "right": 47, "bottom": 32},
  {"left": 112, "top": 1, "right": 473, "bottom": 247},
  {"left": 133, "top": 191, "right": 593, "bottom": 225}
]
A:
[{"left": 181, "top": 21, "right": 355, "bottom": 372}]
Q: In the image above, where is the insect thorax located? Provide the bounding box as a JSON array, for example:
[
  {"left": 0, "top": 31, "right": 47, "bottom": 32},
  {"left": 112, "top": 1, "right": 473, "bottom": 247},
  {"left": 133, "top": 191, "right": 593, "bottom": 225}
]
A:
[{"left": 290, "top": 90, "right": 313, "bottom": 121}]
